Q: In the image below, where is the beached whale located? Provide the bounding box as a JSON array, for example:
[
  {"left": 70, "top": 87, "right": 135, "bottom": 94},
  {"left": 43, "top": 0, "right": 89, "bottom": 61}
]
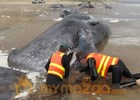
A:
[
  {"left": 0, "top": 67, "right": 25, "bottom": 100},
  {"left": 49, "top": 4, "right": 64, "bottom": 9},
  {"left": 78, "top": 1, "right": 95, "bottom": 9},
  {"left": 8, "top": 14, "right": 111, "bottom": 71},
  {"left": 59, "top": 8, "right": 81, "bottom": 18}
]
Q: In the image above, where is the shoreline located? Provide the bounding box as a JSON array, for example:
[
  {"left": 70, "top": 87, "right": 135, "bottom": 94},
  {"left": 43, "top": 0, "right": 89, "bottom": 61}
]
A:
[{"left": 0, "top": 0, "right": 116, "bottom": 5}]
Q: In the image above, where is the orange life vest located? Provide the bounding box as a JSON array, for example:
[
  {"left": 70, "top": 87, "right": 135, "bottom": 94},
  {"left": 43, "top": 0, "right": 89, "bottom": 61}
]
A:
[
  {"left": 86, "top": 53, "right": 119, "bottom": 78},
  {"left": 47, "top": 51, "right": 65, "bottom": 79}
]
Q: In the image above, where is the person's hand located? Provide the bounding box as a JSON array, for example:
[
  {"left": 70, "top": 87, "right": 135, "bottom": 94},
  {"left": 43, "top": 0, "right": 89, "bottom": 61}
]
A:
[{"left": 136, "top": 79, "right": 140, "bottom": 86}]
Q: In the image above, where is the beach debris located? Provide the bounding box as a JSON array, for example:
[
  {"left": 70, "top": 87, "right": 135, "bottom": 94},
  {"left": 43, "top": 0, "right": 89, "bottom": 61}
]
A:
[
  {"left": 96, "top": 96, "right": 102, "bottom": 100},
  {"left": 110, "top": 19, "right": 119, "bottom": 23},
  {"left": 49, "top": 4, "right": 64, "bottom": 9}
]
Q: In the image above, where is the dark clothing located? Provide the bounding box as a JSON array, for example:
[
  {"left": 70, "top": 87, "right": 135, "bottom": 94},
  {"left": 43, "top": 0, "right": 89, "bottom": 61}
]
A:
[
  {"left": 108, "top": 60, "right": 133, "bottom": 78},
  {"left": 108, "top": 60, "right": 133, "bottom": 84},
  {"left": 45, "top": 74, "right": 69, "bottom": 93},
  {"left": 80, "top": 58, "right": 134, "bottom": 84},
  {"left": 79, "top": 58, "right": 98, "bottom": 81}
]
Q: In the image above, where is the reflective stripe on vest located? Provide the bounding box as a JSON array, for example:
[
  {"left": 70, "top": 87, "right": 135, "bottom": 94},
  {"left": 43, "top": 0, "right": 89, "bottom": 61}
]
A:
[
  {"left": 87, "top": 53, "right": 119, "bottom": 78},
  {"left": 47, "top": 51, "right": 65, "bottom": 79}
]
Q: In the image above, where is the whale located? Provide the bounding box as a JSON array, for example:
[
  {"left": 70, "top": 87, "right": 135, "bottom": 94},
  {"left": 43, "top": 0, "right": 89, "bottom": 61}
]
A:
[
  {"left": 78, "top": 1, "right": 95, "bottom": 9},
  {"left": 8, "top": 14, "right": 111, "bottom": 71},
  {"left": 0, "top": 67, "right": 25, "bottom": 100},
  {"left": 59, "top": 8, "right": 81, "bottom": 18},
  {"left": 49, "top": 4, "right": 64, "bottom": 9}
]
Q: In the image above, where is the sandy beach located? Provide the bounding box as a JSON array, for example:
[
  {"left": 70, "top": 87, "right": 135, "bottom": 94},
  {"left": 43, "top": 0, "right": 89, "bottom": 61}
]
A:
[{"left": 0, "top": 0, "right": 140, "bottom": 100}]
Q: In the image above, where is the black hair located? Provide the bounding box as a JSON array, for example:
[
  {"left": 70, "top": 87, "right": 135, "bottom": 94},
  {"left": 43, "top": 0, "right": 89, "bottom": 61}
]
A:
[
  {"left": 76, "top": 51, "right": 87, "bottom": 61},
  {"left": 59, "top": 45, "right": 68, "bottom": 53}
]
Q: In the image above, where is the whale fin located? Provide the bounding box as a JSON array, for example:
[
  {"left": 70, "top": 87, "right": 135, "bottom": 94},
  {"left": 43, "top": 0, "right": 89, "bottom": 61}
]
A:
[{"left": 77, "top": 28, "right": 98, "bottom": 53}]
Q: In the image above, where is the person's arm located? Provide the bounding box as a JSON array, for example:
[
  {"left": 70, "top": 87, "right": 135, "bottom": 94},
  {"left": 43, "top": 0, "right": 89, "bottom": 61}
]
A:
[
  {"left": 87, "top": 58, "right": 98, "bottom": 81},
  {"left": 44, "top": 57, "right": 51, "bottom": 72},
  {"left": 62, "top": 55, "right": 70, "bottom": 78}
]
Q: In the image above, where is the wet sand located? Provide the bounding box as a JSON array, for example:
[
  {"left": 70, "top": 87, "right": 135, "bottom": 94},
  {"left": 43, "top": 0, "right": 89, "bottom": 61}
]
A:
[
  {"left": 0, "top": 0, "right": 140, "bottom": 100},
  {"left": 0, "top": 3, "right": 57, "bottom": 51}
]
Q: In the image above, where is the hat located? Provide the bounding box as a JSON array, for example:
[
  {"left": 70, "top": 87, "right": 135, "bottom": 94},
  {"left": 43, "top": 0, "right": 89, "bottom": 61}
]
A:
[
  {"left": 76, "top": 51, "right": 87, "bottom": 61},
  {"left": 59, "top": 44, "right": 70, "bottom": 51},
  {"left": 60, "top": 44, "right": 69, "bottom": 48}
]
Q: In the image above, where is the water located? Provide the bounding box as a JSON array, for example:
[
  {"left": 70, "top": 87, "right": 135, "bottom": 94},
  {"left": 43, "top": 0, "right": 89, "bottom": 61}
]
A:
[
  {"left": 118, "top": 0, "right": 140, "bottom": 4},
  {"left": 99, "top": 1, "right": 140, "bottom": 71},
  {"left": 69, "top": 1, "right": 140, "bottom": 100},
  {"left": 100, "top": 1, "right": 140, "bottom": 99}
]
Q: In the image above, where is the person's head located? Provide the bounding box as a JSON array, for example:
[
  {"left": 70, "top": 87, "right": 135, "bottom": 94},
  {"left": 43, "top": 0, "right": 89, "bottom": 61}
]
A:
[
  {"left": 59, "top": 44, "right": 69, "bottom": 53},
  {"left": 76, "top": 51, "right": 88, "bottom": 64}
]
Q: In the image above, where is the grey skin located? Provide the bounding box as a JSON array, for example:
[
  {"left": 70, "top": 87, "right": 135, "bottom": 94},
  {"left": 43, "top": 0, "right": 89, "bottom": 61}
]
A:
[
  {"left": 0, "top": 67, "right": 25, "bottom": 100},
  {"left": 8, "top": 15, "right": 111, "bottom": 71},
  {"left": 49, "top": 4, "right": 64, "bottom": 9},
  {"left": 66, "top": 14, "right": 97, "bottom": 22},
  {"left": 59, "top": 8, "right": 81, "bottom": 18}
]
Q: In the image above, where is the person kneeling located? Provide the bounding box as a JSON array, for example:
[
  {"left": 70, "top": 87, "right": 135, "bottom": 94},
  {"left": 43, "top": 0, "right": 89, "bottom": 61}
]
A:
[
  {"left": 76, "top": 51, "right": 140, "bottom": 88},
  {"left": 45, "top": 45, "right": 73, "bottom": 93}
]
